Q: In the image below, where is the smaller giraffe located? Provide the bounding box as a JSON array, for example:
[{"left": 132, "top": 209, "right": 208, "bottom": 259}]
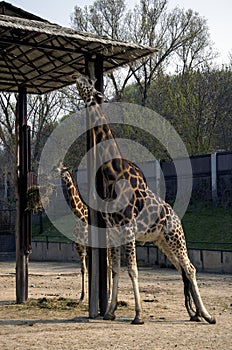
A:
[
  {"left": 57, "top": 163, "right": 112, "bottom": 302},
  {"left": 57, "top": 163, "right": 88, "bottom": 302}
]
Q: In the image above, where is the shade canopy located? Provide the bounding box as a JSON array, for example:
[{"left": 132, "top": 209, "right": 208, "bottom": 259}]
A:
[{"left": 0, "top": 1, "right": 158, "bottom": 94}]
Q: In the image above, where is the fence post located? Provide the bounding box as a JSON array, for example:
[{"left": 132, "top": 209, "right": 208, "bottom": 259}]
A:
[
  {"left": 155, "top": 159, "right": 161, "bottom": 197},
  {"left": 211, "top": 152, "right": 217, "bottom": 202}
]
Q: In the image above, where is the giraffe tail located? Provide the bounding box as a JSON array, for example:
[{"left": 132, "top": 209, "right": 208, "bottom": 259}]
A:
[
  {"left": 181, "top": 268, "right": 198, "bottom": 321},
  {"left": 181, "top": 267, "right": 216, "bottom": 324}
]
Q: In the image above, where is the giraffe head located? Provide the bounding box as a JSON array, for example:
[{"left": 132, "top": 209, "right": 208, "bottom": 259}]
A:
[
  {"left": 72, "top": 72, "right": 103, "bottom": 106},
  {"left": 57, "top": 162, "right": 72, "bottom": 182}
]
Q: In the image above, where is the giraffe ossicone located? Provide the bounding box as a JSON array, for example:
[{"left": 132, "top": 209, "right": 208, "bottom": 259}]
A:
[{"left": 72, "top": 72, "right": 216, "bottom": 325}]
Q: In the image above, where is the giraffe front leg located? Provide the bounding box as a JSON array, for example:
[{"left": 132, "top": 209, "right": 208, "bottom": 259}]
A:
[
  {"left": 75, "top": 243, "right": 88, "bottom": 303},
  {"left": 103, "top": 246, "right": 120, "bottom": 321},
  {"left": 79, "top": 253, "right": 88, "bottom": 303},
  {"left": 107, "top": 248, "right": 112, "bottom": 301},
  {"left": 125, "top": 240, "right": 144, "bottom": 325}
]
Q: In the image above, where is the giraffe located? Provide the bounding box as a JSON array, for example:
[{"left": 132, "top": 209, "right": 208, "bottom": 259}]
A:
[
  {"left": 57, "top": 163, "right": 88, "bottom": 303},
  {"left": 57, "top": 163, "right": 112, "bottom": 302},
  {"left": 72, "top": 71, "right": 216, "bottom": 325}
]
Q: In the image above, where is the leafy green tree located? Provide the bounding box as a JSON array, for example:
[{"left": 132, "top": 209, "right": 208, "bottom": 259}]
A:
[
  {"left": 210, "top": 64, "right": 232, "bottom": 151},
  {"left": 124, "top": 64, "right": 232, "bottom": 155}
]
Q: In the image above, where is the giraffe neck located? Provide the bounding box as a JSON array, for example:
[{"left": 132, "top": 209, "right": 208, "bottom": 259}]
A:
[
  {"left": 74, "top": 73, "right": 117, "bottom": 148},
  {"left": 61, "top": 170, "right": 87, "bottom": 223},
  {"left": 74, "top": 72, "right": 147, "bottom": 205},
  {"left": 86, "top": 98, "right": 148, "bottom": 206},
  {"left": 87, "top": 99, "right": 121, "bottom": 162}
]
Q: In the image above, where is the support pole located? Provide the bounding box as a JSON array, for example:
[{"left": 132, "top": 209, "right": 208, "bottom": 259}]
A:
[
  {"left": 211, "top": 152, "right": 218, "bottom": 202},
  {"left": 86, "top": 59, "right": 99, "bottom": 319},
  {"left": 155, "top": 159, "right": 161, "bottom": 197},
  {"left": 86, "top": 56, "right": 108, "bottom": 319},
  {"left": 94, "top": 56, "right": 108, "bottom": 316},
  {"left": 15, "top": 86, "right": 31, "bottom": 304}
]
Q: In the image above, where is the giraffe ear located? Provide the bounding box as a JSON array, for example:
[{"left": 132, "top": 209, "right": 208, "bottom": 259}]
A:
[
  {"left": 71, "top": 72, "right": 81, "bottom": 80},
  {"left": 88, "top": 78, "right": 97, "bottom": 85}
]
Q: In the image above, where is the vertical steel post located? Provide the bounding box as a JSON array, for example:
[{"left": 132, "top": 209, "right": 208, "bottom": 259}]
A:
[
  {"left": 86, "top": 56, "right": 108, "bottom": 318},
  {"left": 86, "top": 59, "right": 99, "bottom": 319},
  {"left": 16, "top": 86, "right": 31, "bottom": 303},
  {"left": 94, "top": 56, "right": 108, "bottom": 316},
  {"left": 211, "top": 152, "right": 218, "bottom": 202}
]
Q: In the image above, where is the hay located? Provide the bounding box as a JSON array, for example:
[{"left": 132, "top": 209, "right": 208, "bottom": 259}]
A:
[
  {"left": 26, "top": 186, "right": 43, "bottom": 211},
  {"left": 27, "top": 297, "right": 82, "bottom": 310},
  {"left": 26, "top": 184, "right": 55, "bottom": 211}
]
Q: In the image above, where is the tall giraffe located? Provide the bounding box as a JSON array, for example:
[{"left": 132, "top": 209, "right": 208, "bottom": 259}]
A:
[
  {"left": 72, "top": 72, "right": 216, "bottom": 325},
  {"left": 57, "top": 163, "right": 112, "bottom": 302},
  {"left": 57, "top": 163, "right": 88, "bottom": 302}
]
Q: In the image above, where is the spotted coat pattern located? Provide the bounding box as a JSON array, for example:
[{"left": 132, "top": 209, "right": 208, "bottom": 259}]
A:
[
  {"left": 58, "top": 164, "right": 112, "bottom": 302},
  {"left": 72, "top": 72, "right": 216, "bottom": 325}
]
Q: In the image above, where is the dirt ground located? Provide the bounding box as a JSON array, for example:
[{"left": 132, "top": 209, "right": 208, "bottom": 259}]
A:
[{"left": 0, "top": 261, "right": 231, "bottom": 350}]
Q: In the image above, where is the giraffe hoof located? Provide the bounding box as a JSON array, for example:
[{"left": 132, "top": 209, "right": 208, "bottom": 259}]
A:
[
  {"left": 131, "top": 317, "right": 144, "bottom": 325},
  {"left": 207, "top": 316, "right": 216, "bottom": 324},
  {"left": 103, "top": 313, "right": 116, "bottom": 321}
]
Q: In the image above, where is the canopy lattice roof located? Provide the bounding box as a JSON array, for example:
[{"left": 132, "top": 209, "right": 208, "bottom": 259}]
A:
[{"left": 0, "top": 1, "right": 158, "bottom": 94}]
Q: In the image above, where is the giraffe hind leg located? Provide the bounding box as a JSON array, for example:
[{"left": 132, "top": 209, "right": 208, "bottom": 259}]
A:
[
  {"left": 155, "top": 240, "right": 196, "bottom": 320},
  {"left": 181, "top": 267, "right": 201, "bottom": 322},
  {"left": 180, "top": 261, "right": 216, "bottom": 324},
  {"left": 155, "top": 238, "right": 216, "bottom": 324},
  {"left": 103, "top": 246, "right": 120, "bottom": 321}
]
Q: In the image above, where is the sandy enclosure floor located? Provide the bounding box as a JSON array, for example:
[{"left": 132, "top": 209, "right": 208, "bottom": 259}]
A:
[{"left": 0, "top": 261, "right": 231, "bottom": 350}]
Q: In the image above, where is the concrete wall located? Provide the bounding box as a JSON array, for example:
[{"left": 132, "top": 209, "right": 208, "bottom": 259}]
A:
[
  {"left": 68, "top": 151, "right": 232, "bottom": 206},
  {"left": 30, "top": 242, "right": 232, "bottom": 274},
  {"left": 31, "top": 241, "right": 79, "bottom": 262}
]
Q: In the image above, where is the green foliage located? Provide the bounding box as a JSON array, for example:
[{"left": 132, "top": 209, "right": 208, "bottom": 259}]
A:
[
  {"left": 32, "top": 214, "right": 72, "bottom": 243},
  {"left": 32, "top": 204, "right": 232, "bottom": 250},
  {"left": 182, "top": 203, "right": 232, "bottom": 250},
  {"left": 122, "top": 65, "right": 232, "bottom": 156},
  {"left": 63, "top": 132, "right": 87, "bottom": 170}
]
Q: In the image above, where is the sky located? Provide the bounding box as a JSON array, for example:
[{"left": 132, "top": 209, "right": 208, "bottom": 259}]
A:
[{"left": 8, "top": 0, "right": 232, "bottom": 65}]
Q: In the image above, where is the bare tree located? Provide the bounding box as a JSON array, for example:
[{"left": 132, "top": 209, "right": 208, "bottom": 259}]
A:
[
  {"left": 0, "top": 94, "right": 17, "bottom": 208},
  {"left": 127, "top": 1, "right": 216, "bottom": 105},
  {"left": 71, "top": 0, "right": 127, "bottom": 39},
  {"left": 27, "top": 92, "right": 66, "bottom": 169},
  {"left": 0, "top": 93, "right": 16, "bottom": 157},
  {"left": 71, "top": 0, "right": 216, "bottom": 105},
  {"left": 0, "top": 90, "right": 68, "bottom": 212}
]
